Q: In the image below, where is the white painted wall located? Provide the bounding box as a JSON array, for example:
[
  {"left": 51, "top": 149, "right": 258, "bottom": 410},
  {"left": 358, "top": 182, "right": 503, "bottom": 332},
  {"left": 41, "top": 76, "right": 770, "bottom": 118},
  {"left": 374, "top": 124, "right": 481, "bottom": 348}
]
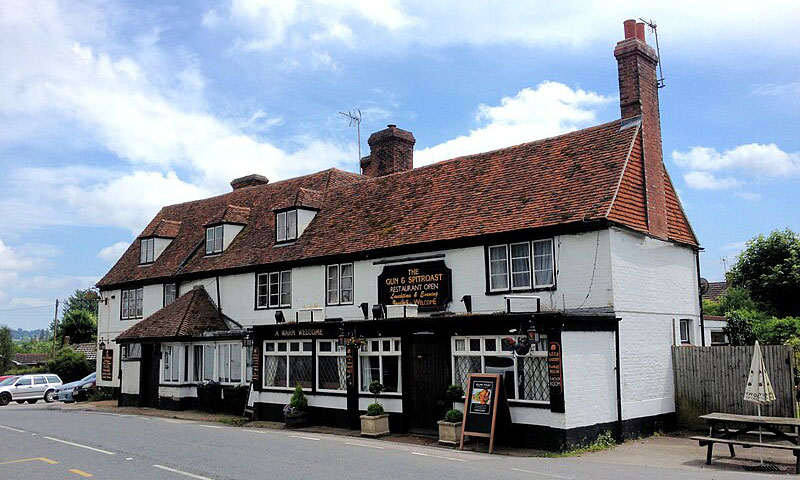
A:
[
  {"left": 609, "top": 227, "right": 700, "bottom": 422},
  {"left": 121, "top": 360, "right": 140, "bottom": 395},
  {"left": 297, "top": 209, "right": 317, "bottom": 237},
  {"left": 153, "top": 238, "right": 172, "bottom": 260},
  {"left": 222, "top": 224, "right": 244, "bottom": 251},
  {"left": 562, "top": 331, "right": 617, "bottom": 429},
  {"left": 703, "top": 318, "right": 728, "bottom": 345}
]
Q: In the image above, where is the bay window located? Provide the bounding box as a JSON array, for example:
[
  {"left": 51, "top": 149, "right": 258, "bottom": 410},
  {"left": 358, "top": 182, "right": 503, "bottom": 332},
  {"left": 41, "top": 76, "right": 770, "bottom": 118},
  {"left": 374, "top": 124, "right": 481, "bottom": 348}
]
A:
[
  {"left": 452, "top": 335, "right": 549, "bottom": 403},
  {"left": 192, "top": 344, "right": 216, "bottom": 382},
  {"left": 359, "top": 338, "right": 401, "bottom": 393},
  {"left": 217, "top": 343, "right": 243, "bottom": 383},
  {"left": 263, "top": 340, "right": 312, "bottom": 389},
  {"left": 162, "top": 344, "right": 179, "bottom": 383}
]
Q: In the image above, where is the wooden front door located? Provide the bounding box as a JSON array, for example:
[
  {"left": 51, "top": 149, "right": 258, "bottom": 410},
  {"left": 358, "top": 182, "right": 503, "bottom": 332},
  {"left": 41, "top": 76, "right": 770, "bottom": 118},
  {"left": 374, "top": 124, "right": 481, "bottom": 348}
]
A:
[
  {"left": 404, "top": 333, "right": 451, "bottom": 434},
  {"left": 139, "top": 343, "right": 160, "bottom": 408}
]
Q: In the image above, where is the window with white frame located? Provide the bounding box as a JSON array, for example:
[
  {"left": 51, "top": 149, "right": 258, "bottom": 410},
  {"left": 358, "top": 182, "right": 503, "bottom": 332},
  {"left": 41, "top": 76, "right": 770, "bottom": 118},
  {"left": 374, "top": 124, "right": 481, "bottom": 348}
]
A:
[
  {"left": 217, "top": 343, "right": 243, "bottom": 383},
  {"left": 326, "top": 263, "right": 354, "bottom": 305},
  {"left": 121, "top": 288, "right": 143, "bottom": 319},
  {"left": 263, "top": 340, "right": 312, "bottom": 389},
  {"left": 164, "top": 283, "right": 177, "bottom": 306},
  {"left": 488, "top": 239, "right": 554, "bottom": 292},
  {"left": 317, "top": 340, "right": 346, "bottom": 391},
  {"left": 122, "top": 343, "right": 141, "bottom": 360},
  {"left": 679, "top": 319, "right": 691, "bottom": 344},
  {"left": 256, "top": 271, "right": 292, "bottom": 308},
  {"left": 140, "top": 237, "right": 155, "bottom": 264},
  {"left": 205, "top": 225, "right": 223, "bottom": 254},
  {"left": 452, "top": 335, "right": 550, "bottom": 403},
  {"left": 162, "top": 344, "right": 180, "bottom": 383},
  {"left": 192, "top": 344, "right": 216, "bottom": 382},
  {"left": 359, "top": 338, "right": 401, "bottom": 393},
  {"left": 276, "top": 210, "right": 298, "bottom": 242}
]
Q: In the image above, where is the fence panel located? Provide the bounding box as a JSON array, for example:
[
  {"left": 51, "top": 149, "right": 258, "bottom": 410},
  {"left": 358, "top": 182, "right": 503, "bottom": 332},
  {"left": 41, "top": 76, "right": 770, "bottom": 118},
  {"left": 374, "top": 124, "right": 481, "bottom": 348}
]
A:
[{"left": 673, "top": 345, "right": 796, "bottom": 430}]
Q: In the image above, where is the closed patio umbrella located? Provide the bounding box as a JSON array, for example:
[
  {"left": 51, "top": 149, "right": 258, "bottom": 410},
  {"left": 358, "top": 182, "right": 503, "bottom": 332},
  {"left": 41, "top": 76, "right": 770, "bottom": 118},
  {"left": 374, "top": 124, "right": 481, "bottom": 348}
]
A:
[{"left": 744, "top": 340, "right": 777, "bottom": 466}]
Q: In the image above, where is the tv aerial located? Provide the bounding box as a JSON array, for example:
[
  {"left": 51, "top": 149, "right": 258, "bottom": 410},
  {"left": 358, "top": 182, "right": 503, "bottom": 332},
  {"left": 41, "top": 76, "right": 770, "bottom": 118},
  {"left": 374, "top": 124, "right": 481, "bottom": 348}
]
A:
[
  {"left": 339, "top": 109, "right": 362, "bottom": 161},
  {"left": 639, "top": 18, "right": 665, "bottom": 88}
]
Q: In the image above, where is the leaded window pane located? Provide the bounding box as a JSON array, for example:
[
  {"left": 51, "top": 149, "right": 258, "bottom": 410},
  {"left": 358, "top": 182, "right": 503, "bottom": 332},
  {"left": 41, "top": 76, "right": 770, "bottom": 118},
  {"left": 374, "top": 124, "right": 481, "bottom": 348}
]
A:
[
  {"left": 264, "top": 355, "right": 287, "bottom": 387},
  {"left": 318, "top": 356, "right": 346, "bottom": 391},
  {"left": 518, "top": 356, "right": 550, "bottom": 402},
  {"left": 454, "top": 356, "right": 481, "bottom": 391},
  {"left": 289, "top": 356, "right": 312, "bottom": 389}
]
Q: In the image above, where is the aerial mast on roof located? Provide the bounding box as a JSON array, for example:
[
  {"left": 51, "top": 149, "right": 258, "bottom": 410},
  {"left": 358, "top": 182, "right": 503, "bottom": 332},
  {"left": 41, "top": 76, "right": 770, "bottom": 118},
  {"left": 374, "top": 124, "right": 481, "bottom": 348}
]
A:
[
  {"left": 639, "top": 18, "right": 665, "bottom": 88},
  {"left": 339, "top": 109, "right": 362, "bottom": 161}
]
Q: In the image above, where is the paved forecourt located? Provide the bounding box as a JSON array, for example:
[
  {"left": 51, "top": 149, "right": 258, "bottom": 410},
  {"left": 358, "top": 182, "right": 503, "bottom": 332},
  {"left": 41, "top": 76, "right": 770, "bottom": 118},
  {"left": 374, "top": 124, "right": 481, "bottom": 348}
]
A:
[{"left": 0, "top": 404, "right": 765, "bottom": 480}]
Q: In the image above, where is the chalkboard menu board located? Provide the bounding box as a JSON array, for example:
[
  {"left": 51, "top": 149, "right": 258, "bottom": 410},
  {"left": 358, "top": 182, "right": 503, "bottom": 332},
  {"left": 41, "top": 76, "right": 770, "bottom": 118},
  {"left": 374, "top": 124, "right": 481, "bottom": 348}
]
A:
[
  {"left": 101, "top": 348, "right": 113, "bottom": 381},
  {"left": 548, "top": 339, "right": 565, "bottom": 413},
  {"left": 377, "top": 261, "right": 452, "bottom": 310},
  {"left": 459, "top": 373, "right": 504, "bottom": 453}
]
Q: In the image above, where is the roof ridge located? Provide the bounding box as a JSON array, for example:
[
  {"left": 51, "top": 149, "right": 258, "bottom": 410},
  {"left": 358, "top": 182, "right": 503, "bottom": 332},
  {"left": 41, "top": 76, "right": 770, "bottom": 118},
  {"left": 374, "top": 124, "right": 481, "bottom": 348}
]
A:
[{"left": 176, "top": 287, "right": 199, "bottom": 335}]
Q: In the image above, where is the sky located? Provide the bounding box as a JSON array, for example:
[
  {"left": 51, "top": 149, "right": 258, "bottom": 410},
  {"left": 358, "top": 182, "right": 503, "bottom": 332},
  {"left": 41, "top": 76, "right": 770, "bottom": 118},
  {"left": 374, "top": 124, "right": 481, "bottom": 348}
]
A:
[{"left": 1, "top": 0, "right": 799, "bottom": 330}]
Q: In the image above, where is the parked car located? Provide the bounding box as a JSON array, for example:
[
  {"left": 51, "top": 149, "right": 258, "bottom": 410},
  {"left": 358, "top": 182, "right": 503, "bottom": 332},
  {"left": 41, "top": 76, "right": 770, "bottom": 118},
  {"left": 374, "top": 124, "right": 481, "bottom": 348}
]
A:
[
  {"left": 57, "top": 372, "right": 96, "bottom": 403},
  {"left": 0, "top": 374, "right": 62, "bottom": 405},
  {"left": 0, "top": 375, "right": 15, "bottom": 382}
]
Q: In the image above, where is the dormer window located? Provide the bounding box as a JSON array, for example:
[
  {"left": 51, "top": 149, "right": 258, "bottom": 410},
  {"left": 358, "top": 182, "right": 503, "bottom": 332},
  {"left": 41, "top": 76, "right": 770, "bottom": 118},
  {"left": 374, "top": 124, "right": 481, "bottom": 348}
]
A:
[
  {"left": 206, "top": 225, "right": 223, "bottom": 255},
  {"left": 276, "top": 210, "right": 298, "bottom": 242},
  {"left": 140, "top": 238, "right": 155, "bottom": 264}
]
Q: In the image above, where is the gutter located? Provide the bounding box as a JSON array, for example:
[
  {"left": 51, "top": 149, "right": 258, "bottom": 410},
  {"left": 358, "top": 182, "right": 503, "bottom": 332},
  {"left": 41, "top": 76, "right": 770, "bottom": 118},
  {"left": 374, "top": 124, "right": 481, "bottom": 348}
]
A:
[
  {"left": 614, "top": 317, "right": 623, "bottom": 442},
  {"left": 695, "top": 251, "right": 705, "bottom": 346}
]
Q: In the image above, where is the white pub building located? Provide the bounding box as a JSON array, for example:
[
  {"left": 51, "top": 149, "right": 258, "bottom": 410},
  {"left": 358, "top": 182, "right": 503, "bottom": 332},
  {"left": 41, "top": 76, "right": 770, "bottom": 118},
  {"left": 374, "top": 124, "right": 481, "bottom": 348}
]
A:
[{"left": 96, "top": 20, "right": 702, "bottom": 449}]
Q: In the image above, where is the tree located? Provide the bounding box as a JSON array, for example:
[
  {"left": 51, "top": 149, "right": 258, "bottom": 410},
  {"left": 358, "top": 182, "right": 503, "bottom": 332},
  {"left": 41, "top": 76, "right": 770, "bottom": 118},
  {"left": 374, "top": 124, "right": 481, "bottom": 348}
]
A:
[
  {"left": 62, "top": 288, "right": 100, "bottom": 317},
  {"left": 47, "top": 348, "right": 91, "bottom": 383},
  {"left": 0, "top": 326, "right": 13, "bottom": 373},
  {"left": 702, "top": 299, "right": 723, "bottom": 316},
  {"left": 59, "top": 309, "right": 96, "bottom": 344},
  {"left": 728, "top": 229, "right": 800, "bottom": 317},
  {"left": 723, "top": 309, "right": 764, "bottom": 346}
]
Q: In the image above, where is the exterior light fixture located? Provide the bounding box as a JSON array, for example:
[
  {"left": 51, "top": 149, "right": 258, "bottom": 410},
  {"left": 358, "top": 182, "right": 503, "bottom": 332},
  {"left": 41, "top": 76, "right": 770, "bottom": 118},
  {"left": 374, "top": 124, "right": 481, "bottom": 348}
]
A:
[
  {"left": 360, "top": 302, "right": 369, "bottom": 320},
  {"left": 372, "top": 304, "right": 384, "bottom": 320},
  {"left": 243, "top": 337, "right": 253, "bottom": 347},
  {"left": 526, "top": 324, "right": 539, "bottom": 343},
  {"left": 99, "top": 340, "right": 106, "bottom": 351},
  {"left": 460, "top": 295, "right": 472, "bottom": 313},
  {"left": 275, "top": 311, "right": 285, "bottom": 324}
]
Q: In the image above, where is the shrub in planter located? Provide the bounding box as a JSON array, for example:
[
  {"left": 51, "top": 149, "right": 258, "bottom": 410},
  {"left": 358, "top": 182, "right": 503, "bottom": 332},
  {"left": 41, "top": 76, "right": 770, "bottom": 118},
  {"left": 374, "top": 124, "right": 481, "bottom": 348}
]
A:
[
  {"left": 284, "top": 384, "right": 308, "bottom": 428},
  {"left": 445, "top": 384, "right": 465, "bottom": 404},
  {"left": 196, "top": 381, "right": 222, "bottom": 413},
  {"left": 222, "top": 385, "right": 250, "bottom": 415},
  {"left": 361, "top": 381, "right": 389, "bottom": 437},
  {"left": 438, "top": 408, "right": 464, "bottom": 446}
]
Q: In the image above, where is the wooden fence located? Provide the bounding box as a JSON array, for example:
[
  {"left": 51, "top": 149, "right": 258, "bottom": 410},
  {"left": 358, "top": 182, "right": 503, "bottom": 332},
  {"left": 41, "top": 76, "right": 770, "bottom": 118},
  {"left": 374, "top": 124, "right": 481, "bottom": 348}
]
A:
[{"left": 673, "top": 345, "right": 797, "bottom": 430}]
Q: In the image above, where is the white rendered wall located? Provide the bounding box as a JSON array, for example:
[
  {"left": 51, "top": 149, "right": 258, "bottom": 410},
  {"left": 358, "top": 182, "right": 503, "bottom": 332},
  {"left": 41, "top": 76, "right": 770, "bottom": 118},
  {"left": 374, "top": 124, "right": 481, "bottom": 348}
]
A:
[
  {"left": 222, "top": 224, "right": 244, "bottom": 251},
  {"left": 562, "top": 330, "right": 617, "bottom": 429},
  {"left": 153, "top": 238, "right": 172, "bottom": 260},
  {"left": 297, "top": 209, "right": 317, "bottom": 237},
  {"left": 609, "top": 227, "right": 700, "bottom": 422},
  {"left": 120, "top": 360, "right": 140, "bottom": 395},
  {"left": 703, "top": 318, "right": 728, "bottom": 345}
]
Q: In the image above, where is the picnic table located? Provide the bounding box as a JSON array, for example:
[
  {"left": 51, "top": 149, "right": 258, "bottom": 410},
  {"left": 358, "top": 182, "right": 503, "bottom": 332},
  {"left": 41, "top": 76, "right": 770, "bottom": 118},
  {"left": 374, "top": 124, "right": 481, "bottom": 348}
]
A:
[{"left": 692, "top": 412, "right": 800, "bottom": 473}]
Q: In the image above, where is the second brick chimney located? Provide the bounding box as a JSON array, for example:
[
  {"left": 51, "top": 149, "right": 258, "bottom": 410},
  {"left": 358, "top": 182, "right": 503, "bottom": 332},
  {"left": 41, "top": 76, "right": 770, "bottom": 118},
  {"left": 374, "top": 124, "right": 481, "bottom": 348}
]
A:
[
  {"left": 615, "top": 19, "right": 668, "bottom": 239},
  {"left": 360, "top": 124, "right": 415, "bottom": 177}
]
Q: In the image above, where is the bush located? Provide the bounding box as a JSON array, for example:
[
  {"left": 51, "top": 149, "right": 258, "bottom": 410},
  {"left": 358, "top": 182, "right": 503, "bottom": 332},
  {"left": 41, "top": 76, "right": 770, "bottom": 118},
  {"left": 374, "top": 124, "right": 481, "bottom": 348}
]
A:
[
  {"left": 368, "top": 381, "right": 384, "bottom": 398},
  {"left": 702, "top": 299, "right": 723, "bottom": 316},
  {"left": 288, "top": 383, "right": 308, "bottom": 411},
  {"left": 724, "top": 308, "right": 766, "bottom": 346},
  {"left": 47, "top": 348, "right": 91, "bottom": 383},
  {"left": 755, "top": 316, "right": 800, "bottom": 345},
  {"left": 87, "top": 386, "right": 114, "bottom": 402},
  {"left": 445, "top": 384, "right": 465, "bottom": 403},
  {"left": 5, "top": 365, "right": 48, "bottom": 376},
  {"left": 444, "top": 408, "right": 463, "bottom": 423},
  {"left": 366, "top": 402, "right": 384, "bottom": 416}
]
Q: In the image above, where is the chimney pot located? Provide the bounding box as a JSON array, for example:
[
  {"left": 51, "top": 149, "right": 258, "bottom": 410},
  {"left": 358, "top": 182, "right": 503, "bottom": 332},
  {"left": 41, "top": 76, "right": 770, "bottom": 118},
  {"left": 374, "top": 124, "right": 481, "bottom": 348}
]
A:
[
  {"left": 635, "top": 22, "right": 646, "bottom": 42},
  {"left": 387, "top": 124, "right": 396, "bottom": 128},
  {"left": 360, "top": 124, "right": 415, "bottom": 177},
  {"left": 623, "top": 19, "right": 636, "bottom": 39}
]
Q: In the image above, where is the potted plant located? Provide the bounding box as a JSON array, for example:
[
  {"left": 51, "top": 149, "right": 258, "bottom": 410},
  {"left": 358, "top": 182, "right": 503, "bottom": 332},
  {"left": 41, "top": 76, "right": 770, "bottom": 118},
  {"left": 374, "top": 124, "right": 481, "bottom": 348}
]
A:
[
  {"left": 283, "top": 383, "right": 309, "bottom": 428},
  {"left": 360, "top": 381, "right": 390, "bottom": 437},
  {"left": 438, "top": 385, "right": 465, "bottom": 445}
]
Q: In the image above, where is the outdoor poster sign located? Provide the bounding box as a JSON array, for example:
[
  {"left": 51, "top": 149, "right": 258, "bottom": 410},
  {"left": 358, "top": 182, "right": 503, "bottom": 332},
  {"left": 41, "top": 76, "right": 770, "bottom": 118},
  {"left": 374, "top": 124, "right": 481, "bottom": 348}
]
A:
[
  {"left": 377, "top": 260, "right": 452, "bottom": 310},
  {"left": 101, "top": 348, "right": 113, "bottom": 381},
  {"left": 460, "top": 373, "right": 503, "bottom": 453}
]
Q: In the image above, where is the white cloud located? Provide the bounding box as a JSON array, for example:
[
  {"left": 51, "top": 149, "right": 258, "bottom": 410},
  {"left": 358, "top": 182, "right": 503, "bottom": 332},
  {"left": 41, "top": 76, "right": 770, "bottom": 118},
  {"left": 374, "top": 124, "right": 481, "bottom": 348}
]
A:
[
  {"left": 415, "top": 82, "right": 612, "bottom": 165},
  {"left": 752, "top": 81, "right": 800, "bottom": 99},
  {"left": 98, "top": 242, "right": 131, "bottom": 263},
  {"left": 682, "top": 171, "right": 741, "bottom": 190},
  {"left": 735, "top": 191, "right": 762, "bottom": 201}
]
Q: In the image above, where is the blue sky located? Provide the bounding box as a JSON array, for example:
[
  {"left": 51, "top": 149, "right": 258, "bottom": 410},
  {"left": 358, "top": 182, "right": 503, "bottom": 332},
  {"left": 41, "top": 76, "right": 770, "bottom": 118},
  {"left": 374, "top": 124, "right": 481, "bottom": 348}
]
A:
[{"left": 1, "top": 1, "right": 799, "bottom": 330}]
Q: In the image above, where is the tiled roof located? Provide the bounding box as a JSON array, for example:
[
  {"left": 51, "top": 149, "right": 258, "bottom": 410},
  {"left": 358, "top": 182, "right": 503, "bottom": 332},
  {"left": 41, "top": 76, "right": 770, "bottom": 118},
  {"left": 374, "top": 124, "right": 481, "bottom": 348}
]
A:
[
  {"left": 704, "top": 315, "right": 727, "bottom": 322},
  {"left": 140, "top": 219, "right": 181, "bottom": 238},
  {"left": 98, "top": 121, "right": 698, "bottom": 289},
  {"left": 70, "top": 343, "right": 97, "bottom": 361},
  {"left": 205, "top": 205, "right": 251, "bottom": 226},
  {"left": 116, "top": 287, "right": 239, "bottom": 341},
  {"left": 13, "top": 353, "right": 49, "bottom": 365},
  {"left": 702, "top": 281, "right": 728, "bottom": 302}
]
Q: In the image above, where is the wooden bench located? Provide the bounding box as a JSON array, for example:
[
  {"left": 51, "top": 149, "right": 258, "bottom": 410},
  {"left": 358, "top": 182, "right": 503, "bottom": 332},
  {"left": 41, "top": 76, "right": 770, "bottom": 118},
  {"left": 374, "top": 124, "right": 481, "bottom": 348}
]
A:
[{"left": 692, "top": 436, "right": 800, "bottom": 473}]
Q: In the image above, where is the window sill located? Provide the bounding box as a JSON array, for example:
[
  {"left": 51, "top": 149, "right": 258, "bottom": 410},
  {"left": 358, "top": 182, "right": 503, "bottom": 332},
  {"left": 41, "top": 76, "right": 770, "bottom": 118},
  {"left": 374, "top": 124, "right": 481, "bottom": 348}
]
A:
[
  {"left": 507, "top": 400, "right": 551, "bottom": 408},
  {"left": 204, "top": 252, "right": 223, "bottom": 257},
  {"left": 254, "top": 305, "right": 292, "bottom": 311},
  {"left": 273, "top": 240, "right": 297, "bottom": 247},
  {"left": 121, "top": 317, "right": 143, "bottom": 321},
  {"left": 485, "top": 286, "right": 555, "bottom": 296}
]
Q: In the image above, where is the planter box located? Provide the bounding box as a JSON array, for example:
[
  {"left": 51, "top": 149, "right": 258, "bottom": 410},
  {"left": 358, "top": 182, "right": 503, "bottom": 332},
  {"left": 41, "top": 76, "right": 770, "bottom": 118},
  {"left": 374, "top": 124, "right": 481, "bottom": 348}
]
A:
[
  {"left": 360, "top": 414, "right": 390, "bottom": 437},
  {"left": 284, "top": 411, "right": 308, "bottom": 429},
  {"left": 222, "top": 386, "right": 249, "bottom": 416},
  {"left": 437, "top": 420, "right": 462, "bottom": 446},
  {"left": 196, "top": 384, "right": 222, "bottom": 413}
]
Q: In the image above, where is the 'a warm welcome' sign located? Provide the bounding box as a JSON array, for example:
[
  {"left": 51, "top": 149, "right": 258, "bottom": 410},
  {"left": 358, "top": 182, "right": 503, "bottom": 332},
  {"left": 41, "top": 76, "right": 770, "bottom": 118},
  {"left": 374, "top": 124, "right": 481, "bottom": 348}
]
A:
[{"left": 377, "top": 261, "right": 452, "bottom": 310}]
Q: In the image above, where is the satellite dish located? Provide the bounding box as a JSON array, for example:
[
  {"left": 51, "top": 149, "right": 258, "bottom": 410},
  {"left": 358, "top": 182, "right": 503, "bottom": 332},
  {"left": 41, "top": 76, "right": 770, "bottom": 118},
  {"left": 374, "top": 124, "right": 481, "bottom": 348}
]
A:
[{"left": 699, "top": 277, "right": 710, "bottom": 296}]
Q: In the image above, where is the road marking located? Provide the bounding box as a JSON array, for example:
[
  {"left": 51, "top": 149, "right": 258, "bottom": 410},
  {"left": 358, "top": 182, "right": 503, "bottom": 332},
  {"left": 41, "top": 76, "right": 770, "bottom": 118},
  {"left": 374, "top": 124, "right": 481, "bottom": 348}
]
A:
[
  {"left": 289, "top": 435, "right": 320, "bottom": 441},
  {"left": 510, "top": 467, "right": 574, "bottom": 479},
  {"left": 0, "top": 424, "right": 26, "bottom": 433},
  {"left": 126, "top": 457, "right": 133, "bottom": 460},
  {"left": 411, "top": 451, "right": 466, "bottom": 462},
  {"left": 69, "top": 469, "right": 93, "bottom": 477},
  {"left": 0, "top": 457, "right": 58, "bottom": 466},
  {"left": 345, "top": 442, "right": 385, "bottom": 449},
  {"left": 153, "top": 464, "right": 213, "bottom": 480},
  {"left": 43, "top": 436, "right": 115, "bottom": 455},
  {"left": 197, "top": 424, "right": 222, "bottom": 429},
  {"left": 164, "top": 419, "right": 195, "bottom": 424}
]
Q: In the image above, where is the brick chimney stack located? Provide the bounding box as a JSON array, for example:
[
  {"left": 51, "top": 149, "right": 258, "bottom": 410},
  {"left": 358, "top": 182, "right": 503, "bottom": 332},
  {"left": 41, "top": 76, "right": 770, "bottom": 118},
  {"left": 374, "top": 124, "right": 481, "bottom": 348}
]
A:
[
  {"left": 360, "top": 124, "right": 415, "bottom": 177},
  {"left": 614, "top": 19, "right": 668, "bottom": 239}
]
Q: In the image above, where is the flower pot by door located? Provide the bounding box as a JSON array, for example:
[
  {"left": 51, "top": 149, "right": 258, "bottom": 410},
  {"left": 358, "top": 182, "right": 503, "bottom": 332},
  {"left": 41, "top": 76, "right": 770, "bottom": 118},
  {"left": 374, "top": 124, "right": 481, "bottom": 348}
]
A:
[{"left": 437, "top": 420, "right": 462, "bottom": 446}]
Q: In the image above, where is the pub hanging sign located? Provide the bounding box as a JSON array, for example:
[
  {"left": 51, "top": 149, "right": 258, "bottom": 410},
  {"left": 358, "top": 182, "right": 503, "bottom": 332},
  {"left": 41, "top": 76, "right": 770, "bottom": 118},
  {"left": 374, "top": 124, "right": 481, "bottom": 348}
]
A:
[{"left": 377, "top": 260, "right": 452, "bottom": 310}]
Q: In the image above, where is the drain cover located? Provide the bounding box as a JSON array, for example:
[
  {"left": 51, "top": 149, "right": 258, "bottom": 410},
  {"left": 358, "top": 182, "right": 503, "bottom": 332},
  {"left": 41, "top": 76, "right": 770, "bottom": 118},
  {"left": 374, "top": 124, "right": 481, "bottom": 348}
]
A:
[{"left": 743, "top": 464, "right": 780, "bottom": 472}]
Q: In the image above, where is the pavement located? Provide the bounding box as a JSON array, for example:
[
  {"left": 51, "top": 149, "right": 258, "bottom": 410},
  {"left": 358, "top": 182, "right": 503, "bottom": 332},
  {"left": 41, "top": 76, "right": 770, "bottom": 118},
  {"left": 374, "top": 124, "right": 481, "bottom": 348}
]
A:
[{"left": 0, "top": 401, "right": 795, "bottom": 479}]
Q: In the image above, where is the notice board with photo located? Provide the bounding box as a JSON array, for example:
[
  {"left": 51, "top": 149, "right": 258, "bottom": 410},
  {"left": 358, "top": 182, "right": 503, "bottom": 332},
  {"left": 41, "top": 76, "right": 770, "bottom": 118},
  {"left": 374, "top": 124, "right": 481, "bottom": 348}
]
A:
[{"left": 459, "top": 373, "right": 505, "bottom": 453}]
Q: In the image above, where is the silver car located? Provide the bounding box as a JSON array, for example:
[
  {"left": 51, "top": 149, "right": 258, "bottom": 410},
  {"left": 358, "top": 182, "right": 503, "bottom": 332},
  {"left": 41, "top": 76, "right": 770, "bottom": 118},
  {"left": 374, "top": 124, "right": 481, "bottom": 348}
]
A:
[{"left": 0, "top": 374, "right": 62, "bottom": 405}]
